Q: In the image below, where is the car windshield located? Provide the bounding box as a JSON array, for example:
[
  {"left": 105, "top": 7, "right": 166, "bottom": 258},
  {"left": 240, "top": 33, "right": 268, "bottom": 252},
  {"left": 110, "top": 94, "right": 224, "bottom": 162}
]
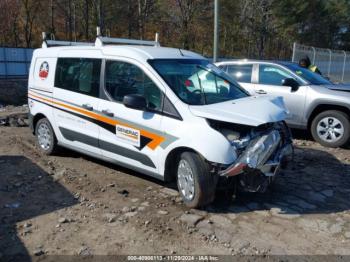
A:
[
  {"left": 284, "top": 63, "right": 332, "bottom": 85},
  {"left": 149, "top": 59, "right": 248, "bottom": 105}
]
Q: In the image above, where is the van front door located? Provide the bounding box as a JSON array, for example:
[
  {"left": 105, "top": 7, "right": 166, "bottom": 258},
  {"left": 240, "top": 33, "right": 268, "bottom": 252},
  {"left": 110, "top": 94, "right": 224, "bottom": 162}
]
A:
[
  {"left": 53, "top": 57, "right": 102, "bottom": 155},
  {"left": 98, "top": 59, "right": 165, "bottom": 175}
]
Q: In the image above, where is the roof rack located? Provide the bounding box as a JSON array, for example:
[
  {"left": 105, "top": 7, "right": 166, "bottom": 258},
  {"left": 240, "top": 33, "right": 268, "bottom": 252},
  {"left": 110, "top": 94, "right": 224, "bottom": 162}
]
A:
[
  {"left": 95, "top": 26, "right": 160, "bottom": 47},
  {"left": 42, "top": 32, "right": 94, "bottom": 48},
  {"left": 95, "top": 35, "right": 160, "bottom": 47},
  {"left": 41, "top": 28, "right": 160, "bottom": 48},
  {"left": 43, "top": 40, "right": 94, "bottom": 48}
]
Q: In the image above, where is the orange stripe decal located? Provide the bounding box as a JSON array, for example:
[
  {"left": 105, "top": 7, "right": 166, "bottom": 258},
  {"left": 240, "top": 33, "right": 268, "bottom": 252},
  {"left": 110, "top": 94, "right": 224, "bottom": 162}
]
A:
[{"left": 28, "top": 92, "right": 165, "bottom": 150}]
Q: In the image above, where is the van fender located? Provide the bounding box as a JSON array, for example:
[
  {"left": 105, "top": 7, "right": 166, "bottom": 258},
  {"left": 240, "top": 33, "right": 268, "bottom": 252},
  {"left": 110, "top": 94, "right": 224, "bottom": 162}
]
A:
[{"left": 159, "top": 127, "right": 236, "bottom": 176}]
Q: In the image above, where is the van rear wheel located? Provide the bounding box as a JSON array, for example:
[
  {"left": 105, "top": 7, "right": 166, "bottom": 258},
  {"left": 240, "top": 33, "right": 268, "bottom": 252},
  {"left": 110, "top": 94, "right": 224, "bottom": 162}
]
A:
[
  {"left": 311, "top": 110, "right": 350, "bottom": 148},
  {"left": 35, "top": 118, "right": 57, "bottom": 155},
  {"left": 176, "top": 152, "right": 217, "bottom": 208}
]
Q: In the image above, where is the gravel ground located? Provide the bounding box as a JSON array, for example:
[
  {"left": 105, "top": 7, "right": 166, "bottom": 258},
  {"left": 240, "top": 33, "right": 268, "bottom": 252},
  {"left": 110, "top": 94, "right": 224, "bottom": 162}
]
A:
[{"left": 0, "top": 108, "right": 350, "bottom": 260}]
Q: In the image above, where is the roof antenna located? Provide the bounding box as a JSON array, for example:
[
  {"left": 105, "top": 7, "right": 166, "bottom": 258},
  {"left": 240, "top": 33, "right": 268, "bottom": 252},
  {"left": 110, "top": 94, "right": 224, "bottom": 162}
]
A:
[
  {"left": 41, "top": 32, "right": 48, "bottom": 48},
  {"left": 96, "top": 26, "right": 101, "bottom": 37},
  {"left": 154, "top": 32, "right": 160, "bottom": 47},
  {"left": 179, "top": 48, "right": 184, "bottom": 56}
]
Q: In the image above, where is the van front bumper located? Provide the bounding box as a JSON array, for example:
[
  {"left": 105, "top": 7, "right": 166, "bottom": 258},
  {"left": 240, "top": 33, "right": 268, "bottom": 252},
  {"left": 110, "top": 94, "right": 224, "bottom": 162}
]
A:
[
  {"left": 218, "top": 129, "right": 293, "bottom": 192},
  {"left": 219, "top": 143, "right": 293, "bottom": 177}
]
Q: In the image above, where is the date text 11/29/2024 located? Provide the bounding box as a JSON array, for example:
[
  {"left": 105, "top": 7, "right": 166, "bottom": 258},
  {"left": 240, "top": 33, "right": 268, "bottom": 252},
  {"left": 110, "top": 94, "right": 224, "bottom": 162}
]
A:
[{"left": 127, "top": 255, "right": 219, "bottom": 261}]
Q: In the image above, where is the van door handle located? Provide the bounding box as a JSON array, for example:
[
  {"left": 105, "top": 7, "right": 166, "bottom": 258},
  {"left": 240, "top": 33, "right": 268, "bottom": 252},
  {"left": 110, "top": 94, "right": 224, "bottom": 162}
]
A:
[
  {"left": 82, "top": 103, "right": 93, "bottom": 111},
  {"left": 255, "top": 89, "right": 267, "bottom": 94},
  {"left": 102, "top": 109, "right": 114, "bottom": 117}
]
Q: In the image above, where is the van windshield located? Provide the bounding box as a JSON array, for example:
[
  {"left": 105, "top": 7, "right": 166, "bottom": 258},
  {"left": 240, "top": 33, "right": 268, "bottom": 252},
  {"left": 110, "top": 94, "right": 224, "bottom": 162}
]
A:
[{"left": 149, "top": 59, "right": 248, "bottom": 105}]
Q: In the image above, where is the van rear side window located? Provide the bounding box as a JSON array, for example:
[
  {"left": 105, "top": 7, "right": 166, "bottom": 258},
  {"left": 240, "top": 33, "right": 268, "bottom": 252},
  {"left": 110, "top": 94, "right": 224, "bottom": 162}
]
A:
[{"left": 55, "top": 58, "right": 101, "bottom": 97}]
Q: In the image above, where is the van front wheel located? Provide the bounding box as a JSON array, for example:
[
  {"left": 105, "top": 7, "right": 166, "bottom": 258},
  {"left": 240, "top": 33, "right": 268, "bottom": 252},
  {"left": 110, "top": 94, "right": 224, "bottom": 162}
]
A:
[{"left": 176, "top": 152, "right": 217, "bottom": 208}]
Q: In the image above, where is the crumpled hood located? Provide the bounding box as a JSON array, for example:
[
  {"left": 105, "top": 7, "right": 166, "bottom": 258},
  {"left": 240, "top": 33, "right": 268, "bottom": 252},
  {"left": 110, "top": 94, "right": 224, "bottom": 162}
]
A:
[
  {"left": 189, "top": 96, "right": 288, "bottom": 126},
  {"left": 324, "top": 84, "right": 350, "bottom": 92}
]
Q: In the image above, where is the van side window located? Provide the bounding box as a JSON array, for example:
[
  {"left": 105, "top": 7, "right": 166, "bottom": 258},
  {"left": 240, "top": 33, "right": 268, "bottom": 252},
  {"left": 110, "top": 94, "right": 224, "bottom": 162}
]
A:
[
  {"left": 55, "top": 58, "right": 101, "bottom": 97},
  {"left": 105, "top": 60, "right": 162, "bottom": 111}
]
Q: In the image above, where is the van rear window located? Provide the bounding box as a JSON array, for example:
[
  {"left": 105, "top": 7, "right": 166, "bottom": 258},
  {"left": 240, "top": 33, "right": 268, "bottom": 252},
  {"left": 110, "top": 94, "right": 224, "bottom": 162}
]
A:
[{"left": 55, "top": 58, "right": 101, "bottom": 97}]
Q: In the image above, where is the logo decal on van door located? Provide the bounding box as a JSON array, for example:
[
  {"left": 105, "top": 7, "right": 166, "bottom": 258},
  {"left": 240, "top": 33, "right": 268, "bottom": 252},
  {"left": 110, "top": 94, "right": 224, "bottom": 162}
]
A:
[
  {"left": 116, "top": 124, "right": 140, "bottom": 147},
  {"left": 39, "top": 61, "right": 49, "bottom": 80}
]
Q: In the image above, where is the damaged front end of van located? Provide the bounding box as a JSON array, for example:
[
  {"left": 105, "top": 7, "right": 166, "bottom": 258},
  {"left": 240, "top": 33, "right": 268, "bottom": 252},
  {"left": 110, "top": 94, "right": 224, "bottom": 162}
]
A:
[
  {"left": 191, "top": 96, "right": 294, "bottom": 193},
  {"left": 217, "top": 121, "right": 293, "bottom": 192}
]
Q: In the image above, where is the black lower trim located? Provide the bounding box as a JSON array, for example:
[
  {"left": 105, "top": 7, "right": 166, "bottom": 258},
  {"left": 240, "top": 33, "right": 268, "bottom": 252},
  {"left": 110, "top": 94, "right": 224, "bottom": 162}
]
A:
[
  {"left": 99, "top": 140, "right": 156, "bottom": 168},
  {"left": 59, "top": 141, "right": 163, "bottom": 181},
  {"left": 59, "top": 127, "right": 156, "bottom": 168},
  {"left": 60, "top": 127, "right": 99, "bottom": 148}
]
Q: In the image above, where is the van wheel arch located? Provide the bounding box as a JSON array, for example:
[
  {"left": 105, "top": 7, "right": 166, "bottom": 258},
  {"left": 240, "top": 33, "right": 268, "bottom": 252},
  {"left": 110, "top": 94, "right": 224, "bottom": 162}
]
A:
[
  {"left": 164, "top": 147, "right": 206, "bottom": 182},
  {"left": 33, "top": 113, "right": 48, "bottom": 134}
]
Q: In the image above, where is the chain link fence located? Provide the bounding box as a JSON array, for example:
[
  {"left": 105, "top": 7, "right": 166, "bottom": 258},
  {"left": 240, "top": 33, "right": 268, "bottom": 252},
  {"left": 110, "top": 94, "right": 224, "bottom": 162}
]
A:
[{"left": 291, "top": 43, "right": 350, "bottom": 83}]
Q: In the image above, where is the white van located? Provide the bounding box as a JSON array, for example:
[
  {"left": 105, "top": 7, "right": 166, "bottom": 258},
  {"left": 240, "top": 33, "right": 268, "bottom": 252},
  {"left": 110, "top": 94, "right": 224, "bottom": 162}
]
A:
[{"left": 28, "top": 33, "right": 293, "bottom": 207}]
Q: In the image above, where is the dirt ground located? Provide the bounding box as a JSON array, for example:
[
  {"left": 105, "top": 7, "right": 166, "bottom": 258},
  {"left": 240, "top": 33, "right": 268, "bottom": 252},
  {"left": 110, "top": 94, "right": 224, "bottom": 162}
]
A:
[{"left": 1, "top": 107, "right": 350, "bottom": 260}]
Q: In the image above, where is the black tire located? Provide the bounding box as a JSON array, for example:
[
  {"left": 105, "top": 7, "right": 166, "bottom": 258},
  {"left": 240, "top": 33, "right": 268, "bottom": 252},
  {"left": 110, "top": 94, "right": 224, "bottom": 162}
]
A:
[
  {"left": 176, "top": 152, "right": 217, "bottom": 208},
  {"left": 310, "top": 110, "right": 350, "bottom": 148},
  {"left": 35, "top": 118, "right": 58, "bottom": 155}
]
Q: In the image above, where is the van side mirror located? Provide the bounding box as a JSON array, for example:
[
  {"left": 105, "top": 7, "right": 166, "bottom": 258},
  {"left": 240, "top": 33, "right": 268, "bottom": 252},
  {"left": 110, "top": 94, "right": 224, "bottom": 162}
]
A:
[
  {"left": 123, "top": 94, "right": 147, "bottom": 110},
  {"left": 282, "top": 78, "right": 299, "bottom": 92}
]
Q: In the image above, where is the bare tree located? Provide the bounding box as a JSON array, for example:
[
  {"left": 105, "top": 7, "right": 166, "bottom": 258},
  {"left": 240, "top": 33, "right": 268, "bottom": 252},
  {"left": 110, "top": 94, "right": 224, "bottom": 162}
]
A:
[
  {"left": 176, "top": 0, "right": 195, "bottom": 49},
  {"left": 127, "top": 0, "right": 133, "bottom": 38},
  {"left": 239, "top": 0, "right": 274, "bottom": 58},
  {"left": 0, "top": 0, "right": 21, "bottom": 46},
  {"left": 137, "top": 0, "right": 154, "bottom": 40},
  {"left": 21, "top": 0, "right": 42, "bottom": 47},
  {"left": 67, "top": 0, "right": 73, "bottom": 41},
  {"left": 84, "top": 0, "right": 90, "bottom": 40},
  {"left": 175, "top": 0, "right": 206, "bottom": 49},
  {"left": 50, "top": 0, "right": 56, "bottom": 35}
]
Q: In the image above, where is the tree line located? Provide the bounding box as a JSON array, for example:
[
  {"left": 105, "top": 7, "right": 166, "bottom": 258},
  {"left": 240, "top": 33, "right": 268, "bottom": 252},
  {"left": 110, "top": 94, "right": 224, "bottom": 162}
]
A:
[{"left": 0, "top": 0, "right": 349, "bottom": 60}]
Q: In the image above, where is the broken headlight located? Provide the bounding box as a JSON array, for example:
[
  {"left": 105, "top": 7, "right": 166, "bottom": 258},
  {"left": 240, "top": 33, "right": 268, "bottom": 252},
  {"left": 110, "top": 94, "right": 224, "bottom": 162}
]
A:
[{"left": 237, "top": 130, "right": 281, "bottom": 168}]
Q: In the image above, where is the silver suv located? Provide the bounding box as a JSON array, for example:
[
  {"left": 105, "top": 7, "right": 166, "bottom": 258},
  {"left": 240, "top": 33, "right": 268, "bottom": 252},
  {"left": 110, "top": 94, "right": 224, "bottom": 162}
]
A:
[{"left": 216, "top": 60, "right": 350, "bottom": 148}]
